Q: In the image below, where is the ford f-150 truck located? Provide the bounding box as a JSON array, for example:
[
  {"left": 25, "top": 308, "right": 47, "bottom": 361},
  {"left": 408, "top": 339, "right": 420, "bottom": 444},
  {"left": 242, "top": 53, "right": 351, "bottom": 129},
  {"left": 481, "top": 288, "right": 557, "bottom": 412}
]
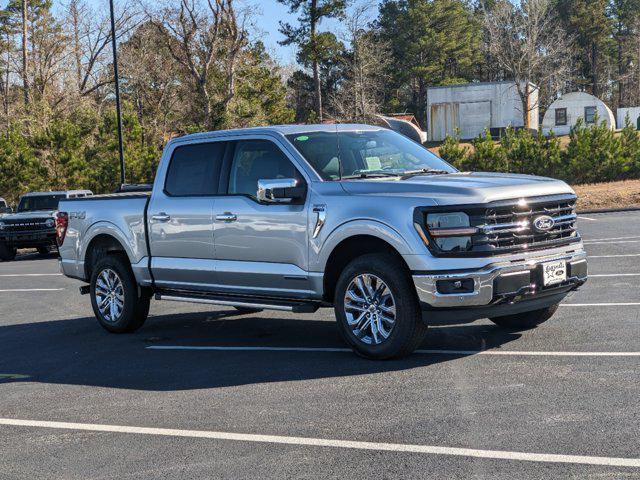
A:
[
  {"left": 57, "top": 125, "right": 587, "bottom": 359},
  {"left": 0, "top": 190, "right": 92, "bottom": 261}
]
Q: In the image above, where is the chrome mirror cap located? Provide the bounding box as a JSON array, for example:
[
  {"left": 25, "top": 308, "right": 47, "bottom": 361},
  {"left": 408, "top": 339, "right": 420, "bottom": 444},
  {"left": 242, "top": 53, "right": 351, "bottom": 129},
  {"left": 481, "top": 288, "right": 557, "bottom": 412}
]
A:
[{"left": 257, "top": 178, "right": 299, "bottom": 203}]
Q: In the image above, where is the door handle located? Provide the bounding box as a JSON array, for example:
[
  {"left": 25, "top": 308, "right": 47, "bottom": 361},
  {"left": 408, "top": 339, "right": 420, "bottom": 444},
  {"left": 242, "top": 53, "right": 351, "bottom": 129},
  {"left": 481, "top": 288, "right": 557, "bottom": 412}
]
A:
[
  {"left": 151, "top": 213, "right": 171, "bottom": 222},
  {"left": 216, "top": 212, "right": 237, "bottom": 222}
]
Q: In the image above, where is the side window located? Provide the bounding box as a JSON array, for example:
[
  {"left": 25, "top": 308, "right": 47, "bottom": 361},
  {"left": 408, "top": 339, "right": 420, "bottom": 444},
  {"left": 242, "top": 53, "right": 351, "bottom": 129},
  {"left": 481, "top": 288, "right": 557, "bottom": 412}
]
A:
[
  {"left": 228, "top": 140, "right": 302, "bottom": 197},
  {"left": 165, "top": 142, "right": 225, "bottom": 196},
  {"left": 584, "top": 106, "right": 596, "bottom": 124}
]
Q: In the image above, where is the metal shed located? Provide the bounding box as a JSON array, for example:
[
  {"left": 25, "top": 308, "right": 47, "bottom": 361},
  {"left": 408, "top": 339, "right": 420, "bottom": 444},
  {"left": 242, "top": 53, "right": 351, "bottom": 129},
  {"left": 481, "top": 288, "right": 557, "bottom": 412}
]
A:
[
  {"left": 617, "top": 107, "right": 640, "bottom": 129},
  {"left": 541, "top": 92, "right": 615, "bottom": 135},
  {"left": 426, "top": 81, "right": 539, "bottom": 142}
]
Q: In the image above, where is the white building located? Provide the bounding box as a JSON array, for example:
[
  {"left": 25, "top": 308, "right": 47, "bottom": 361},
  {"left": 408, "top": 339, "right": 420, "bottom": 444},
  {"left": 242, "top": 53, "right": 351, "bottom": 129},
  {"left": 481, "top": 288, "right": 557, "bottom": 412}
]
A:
[
  {"left": 541, "top": 92, "right": 615, "bottom": 135},
  {"left": 426, "top": 81, "right": 538, "bottom": 142},
  {"left": 617, "top": 107, "right": 640, "bottom": 129}
]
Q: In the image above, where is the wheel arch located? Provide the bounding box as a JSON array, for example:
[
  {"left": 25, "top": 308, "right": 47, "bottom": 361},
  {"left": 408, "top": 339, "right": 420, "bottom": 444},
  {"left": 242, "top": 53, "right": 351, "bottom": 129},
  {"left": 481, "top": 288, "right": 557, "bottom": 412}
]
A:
[
  {"left": 82, "top": 231, "right": 131, "bottom": 280},
  {"left": 322, "top": 234, "right": 412, "bottom": 304}
]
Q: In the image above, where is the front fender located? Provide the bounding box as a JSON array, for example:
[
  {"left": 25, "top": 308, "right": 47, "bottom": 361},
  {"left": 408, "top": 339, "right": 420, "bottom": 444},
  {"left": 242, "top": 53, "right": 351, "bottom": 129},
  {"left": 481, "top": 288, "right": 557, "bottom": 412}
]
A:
[{"left": 311, "top": 219, "right": 413, "bottom": 272}]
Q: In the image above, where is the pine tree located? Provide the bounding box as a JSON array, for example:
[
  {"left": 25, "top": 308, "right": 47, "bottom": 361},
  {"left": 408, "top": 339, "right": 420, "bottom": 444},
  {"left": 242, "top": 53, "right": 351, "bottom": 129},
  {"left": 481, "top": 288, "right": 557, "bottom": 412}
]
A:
[
  {"left": 377, "top": 0, "right": 482, "bottom": 126},
  {"left": 277, "top": 0, "right": 347, "bottom": 121}
]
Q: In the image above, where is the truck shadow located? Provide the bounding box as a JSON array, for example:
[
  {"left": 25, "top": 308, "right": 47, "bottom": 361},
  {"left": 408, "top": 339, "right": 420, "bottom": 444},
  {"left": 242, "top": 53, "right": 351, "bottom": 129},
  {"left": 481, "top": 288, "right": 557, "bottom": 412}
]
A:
[{"left": 0, "top": 310, "right": 522, "bottom": 392}]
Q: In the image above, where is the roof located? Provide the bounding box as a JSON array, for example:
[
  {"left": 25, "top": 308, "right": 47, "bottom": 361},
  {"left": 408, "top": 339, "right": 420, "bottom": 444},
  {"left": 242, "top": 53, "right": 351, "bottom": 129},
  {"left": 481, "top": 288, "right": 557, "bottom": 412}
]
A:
[
  {"left": 172, "top": 124, "right": 384, "bottom": 143},
  {"left": 20, "top": 190, "right": 92, "bottom": 197},
  {"left": 426, "top": 80, "right": 538, "bottom": 91}
]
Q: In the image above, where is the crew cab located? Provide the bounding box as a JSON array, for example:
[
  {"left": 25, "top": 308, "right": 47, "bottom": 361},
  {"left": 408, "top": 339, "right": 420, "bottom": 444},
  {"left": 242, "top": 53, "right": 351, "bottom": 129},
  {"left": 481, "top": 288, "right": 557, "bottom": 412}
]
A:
[
  {"left": 0, "top": 190, "right": 92, "bottom": 261},
  {"left": 57, "top": 125, "right": 587, "bottom": 359}
]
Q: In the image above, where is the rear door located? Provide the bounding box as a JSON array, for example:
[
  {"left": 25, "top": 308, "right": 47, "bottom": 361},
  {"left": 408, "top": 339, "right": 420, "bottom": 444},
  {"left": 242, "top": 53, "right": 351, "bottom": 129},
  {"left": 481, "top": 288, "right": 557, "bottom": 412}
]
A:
[{"left": 148, "top": 140, "right": 227, "bottom": 291}]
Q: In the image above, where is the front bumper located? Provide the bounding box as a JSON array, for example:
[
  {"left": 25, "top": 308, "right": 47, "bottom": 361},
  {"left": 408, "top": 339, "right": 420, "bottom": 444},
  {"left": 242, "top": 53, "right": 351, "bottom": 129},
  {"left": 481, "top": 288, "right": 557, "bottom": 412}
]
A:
[
  {"left": 412, "top": 250, "right": 587, "bottom": 308},
  {"left": 0, "top": 230, "right": 57, "bottom": 248}
]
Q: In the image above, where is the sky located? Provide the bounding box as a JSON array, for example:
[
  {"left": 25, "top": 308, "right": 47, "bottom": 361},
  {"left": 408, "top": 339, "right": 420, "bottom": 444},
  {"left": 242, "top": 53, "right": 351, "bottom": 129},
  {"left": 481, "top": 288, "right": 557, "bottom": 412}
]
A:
[
  {"left": 253, "top": 0, "right": 350, "bottom": 65},
  {"left": 78, "top": 0, "right": 376, "bottom": 66}
]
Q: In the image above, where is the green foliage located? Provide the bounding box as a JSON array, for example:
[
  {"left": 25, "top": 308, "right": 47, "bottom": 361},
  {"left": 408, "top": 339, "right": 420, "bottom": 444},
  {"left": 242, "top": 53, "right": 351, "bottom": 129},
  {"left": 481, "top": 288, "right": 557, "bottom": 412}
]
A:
[
  {"left": 464, "top": 130, "right": 506, "bottom": 172},
  {"left": 437, "top": 130, "right": 468, "bottom": 168},
  {"left": 436, "top": 124, "right": 640, "bottom": 185},
  {"left": 0, "top": 105, "right": 160, "bottom": 204},
  {"left": 377, "top": 0, "right": 482, "bottom": 123}
]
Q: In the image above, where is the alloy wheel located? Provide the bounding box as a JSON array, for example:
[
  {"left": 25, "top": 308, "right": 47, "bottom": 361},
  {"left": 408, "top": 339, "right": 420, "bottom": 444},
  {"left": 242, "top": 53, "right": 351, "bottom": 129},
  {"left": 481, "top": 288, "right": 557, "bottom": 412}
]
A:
[
  {"left": 95, "top": 268, "right": 125, "bottom": 323},
  {"left": 343, "top": 273, "right": 396, "bottom": 345}
]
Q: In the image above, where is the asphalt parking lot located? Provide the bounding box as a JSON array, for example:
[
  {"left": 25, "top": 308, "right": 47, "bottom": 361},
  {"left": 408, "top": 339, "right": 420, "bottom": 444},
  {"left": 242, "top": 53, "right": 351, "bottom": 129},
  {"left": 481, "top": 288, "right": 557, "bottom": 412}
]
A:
[{"left": 1, "top": 211, "right": 639, "bottom": 479}]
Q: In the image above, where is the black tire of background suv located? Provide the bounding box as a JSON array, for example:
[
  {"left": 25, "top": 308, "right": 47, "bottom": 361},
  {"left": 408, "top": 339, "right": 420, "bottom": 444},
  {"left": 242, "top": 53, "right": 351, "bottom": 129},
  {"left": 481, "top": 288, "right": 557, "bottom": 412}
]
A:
[
  {"left": 0, "top": 242, "right": 16, "bottom": 261},
  {"left": 37, "top": 246, "right": 50, "bottom": 256},
  {"left": 489, "top": 303, "right": 560, "bottom": 330},
  {"left": 334, "top": 253, "right": 428, "bottom": 360},
  {"left": 90, "top": 254, "right": 151, "bottom": 333}
]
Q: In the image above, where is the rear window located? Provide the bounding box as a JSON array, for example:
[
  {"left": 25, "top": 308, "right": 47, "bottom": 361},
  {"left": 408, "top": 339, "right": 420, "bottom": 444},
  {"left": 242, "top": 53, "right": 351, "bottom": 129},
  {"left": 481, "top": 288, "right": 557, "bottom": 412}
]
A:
[
  {"left": 164, "top": 142, "right": 226, "bottom": 196},
  {"left": 17, "top": 194, "right": 65, "bottom": 212}
]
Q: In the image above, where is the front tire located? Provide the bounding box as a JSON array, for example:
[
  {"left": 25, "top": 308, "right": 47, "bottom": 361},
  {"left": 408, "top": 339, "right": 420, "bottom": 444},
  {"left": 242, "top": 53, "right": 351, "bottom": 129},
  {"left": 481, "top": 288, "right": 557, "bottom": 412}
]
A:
[
  {"left": 0, "top": 242, "right": 16, "bottom": 261},
  {"left": 90, "top": 254, "right": 150, "bottom": 333},
  {"left": 334, "top": 253, "right": 427, "bottom": 360},
  {"left": 489, "top": 304, "right": 559, "bottom": 330}
]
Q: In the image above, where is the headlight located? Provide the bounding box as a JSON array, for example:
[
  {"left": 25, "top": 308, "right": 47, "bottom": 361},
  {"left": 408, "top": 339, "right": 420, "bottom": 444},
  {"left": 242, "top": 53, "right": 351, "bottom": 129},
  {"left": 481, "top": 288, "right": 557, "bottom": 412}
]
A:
[{"left": 424, "top": 212, "right": 478, "bottom": 252}]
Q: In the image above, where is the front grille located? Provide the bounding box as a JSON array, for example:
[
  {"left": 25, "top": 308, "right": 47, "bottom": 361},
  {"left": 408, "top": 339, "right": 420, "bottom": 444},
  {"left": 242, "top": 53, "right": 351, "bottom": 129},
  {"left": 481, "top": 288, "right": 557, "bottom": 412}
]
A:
[
  {"left": 416, "top": 194, "right": 581, "bottom": 257},
  {"left": 474, "top": 195, "right": 578, "bottom": 253},
  {"left": 1, "top": 218, "right": 53, "bottom": 233}
]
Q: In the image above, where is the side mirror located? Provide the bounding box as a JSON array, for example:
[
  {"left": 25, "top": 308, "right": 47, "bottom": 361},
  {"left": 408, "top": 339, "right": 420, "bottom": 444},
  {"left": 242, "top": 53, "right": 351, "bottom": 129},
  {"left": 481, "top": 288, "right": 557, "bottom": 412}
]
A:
[{"left": 257, "top": 178, "right": 305, "bottom": 204}]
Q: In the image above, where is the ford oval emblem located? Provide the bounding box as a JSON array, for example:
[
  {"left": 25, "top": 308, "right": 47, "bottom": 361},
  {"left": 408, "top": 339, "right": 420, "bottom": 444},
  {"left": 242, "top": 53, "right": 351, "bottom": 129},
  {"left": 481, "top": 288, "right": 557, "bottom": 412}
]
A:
[{"left": 533, "top": 215, "right": 555, "bottom": 232}]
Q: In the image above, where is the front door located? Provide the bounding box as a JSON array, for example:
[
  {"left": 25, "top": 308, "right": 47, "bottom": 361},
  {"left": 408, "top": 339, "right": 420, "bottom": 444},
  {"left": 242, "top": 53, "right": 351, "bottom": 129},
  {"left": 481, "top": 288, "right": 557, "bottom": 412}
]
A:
[
  {"left": 212, "top": 138, "right": 312, "bottom": 298},
  {"left": 148, "top": 140, "right": 226, "bottom": 291}
]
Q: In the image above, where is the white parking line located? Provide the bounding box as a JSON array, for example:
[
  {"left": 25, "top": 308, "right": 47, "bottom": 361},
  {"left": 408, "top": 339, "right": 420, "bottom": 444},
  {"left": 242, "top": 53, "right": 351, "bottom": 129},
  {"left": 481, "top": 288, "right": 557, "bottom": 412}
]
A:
[
  {"left": 589, "top": 253, "right": 640, "bottom": 258},
  {"left": 0, "top": 288, "right": 64, "bottom": 292},
  {"left": 583, "top": 235, "right": 640, "bottom": 241},
  {"left": 0, "top": 273, "right": 62, "bottom": 277},
  {"left": 577, "top": 215, "right": 597, "bottom": 221},
  {"left": 146, "top": 345, "right": 640, "bottom": 357},
  {"left": 584, "top": 240, "right": 640, "bottom": 245},
  {"left": 589, "top": 273, "right": 640, "bottom": 277},
  {"left": 561, "top": 302, "right": 640, "bottom": 307},
  {"left": 1, "top": 418, "right": 638, "bottom": 467}
]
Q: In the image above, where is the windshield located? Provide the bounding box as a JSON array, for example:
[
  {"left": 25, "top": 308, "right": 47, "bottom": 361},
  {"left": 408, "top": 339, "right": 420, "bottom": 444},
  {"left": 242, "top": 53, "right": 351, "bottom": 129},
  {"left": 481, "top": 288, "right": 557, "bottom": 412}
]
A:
[
  {"left": 17, "top": 194, "right": 65, "bottom": 212},
  {"left": 285, "top": 129, "right": 456, "bottom": 180}
]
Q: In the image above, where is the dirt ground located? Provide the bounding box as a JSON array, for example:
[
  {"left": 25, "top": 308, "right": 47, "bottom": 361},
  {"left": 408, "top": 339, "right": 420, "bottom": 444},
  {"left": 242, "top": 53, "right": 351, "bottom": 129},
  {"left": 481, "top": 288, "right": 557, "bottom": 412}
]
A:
[{"left": 573, "top": 179, "right": 640, "bottom": 212}]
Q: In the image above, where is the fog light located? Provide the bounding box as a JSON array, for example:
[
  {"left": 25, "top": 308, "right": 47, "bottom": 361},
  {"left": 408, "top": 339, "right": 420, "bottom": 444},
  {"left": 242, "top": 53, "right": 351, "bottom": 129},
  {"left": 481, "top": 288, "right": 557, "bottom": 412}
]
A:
[{"left": 436, "top": 278, "right": 475, "bottom": 294}]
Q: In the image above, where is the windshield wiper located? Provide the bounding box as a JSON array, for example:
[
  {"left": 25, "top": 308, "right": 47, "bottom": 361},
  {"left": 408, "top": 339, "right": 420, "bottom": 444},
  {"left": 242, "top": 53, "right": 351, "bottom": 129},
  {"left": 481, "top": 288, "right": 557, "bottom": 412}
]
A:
[
  {"left": 341, "top": 172, "right": 401, "bottom": 180},
  {"left": 400, "top": 168, "right": 451, "bottom": 180}
]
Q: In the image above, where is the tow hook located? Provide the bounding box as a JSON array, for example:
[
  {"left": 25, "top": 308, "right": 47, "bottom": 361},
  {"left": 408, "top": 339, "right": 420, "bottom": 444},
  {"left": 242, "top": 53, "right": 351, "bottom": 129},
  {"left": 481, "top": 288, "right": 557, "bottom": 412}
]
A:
[{"left": 79, "top": 285, "right": 90, "bottom": 295}]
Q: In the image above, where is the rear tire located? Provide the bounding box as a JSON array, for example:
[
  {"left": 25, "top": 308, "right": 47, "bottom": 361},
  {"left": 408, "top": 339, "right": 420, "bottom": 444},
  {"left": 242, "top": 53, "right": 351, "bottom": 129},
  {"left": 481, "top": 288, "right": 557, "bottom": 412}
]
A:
[
  {"left": 90, "top": 254, "right": 150, "bottom": 333},
  {"left": 334, "top": 253, "right": 427, "bottom": 360},
  {"left": 0, "top": 242, "right": 16, "bottom": 261},
  {"left": 489, "top": 304, "right": 559, "bottom": 330},
  {"left": 234, "top": 306, "right": 263, "bottom": 314},
  {"left": 37, "top": 246, "right": 50, "bottom": 256}
]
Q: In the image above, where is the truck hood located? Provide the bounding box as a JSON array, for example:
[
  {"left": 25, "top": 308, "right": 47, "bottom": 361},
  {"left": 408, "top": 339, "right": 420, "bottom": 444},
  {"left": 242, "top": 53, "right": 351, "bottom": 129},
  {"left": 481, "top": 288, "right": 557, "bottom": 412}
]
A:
[
  {"left": 1, "top": 210, "right": 56, "bottom": 221},
  {"left": 339, "top": 172, "right": 575, "bottom": 205}
]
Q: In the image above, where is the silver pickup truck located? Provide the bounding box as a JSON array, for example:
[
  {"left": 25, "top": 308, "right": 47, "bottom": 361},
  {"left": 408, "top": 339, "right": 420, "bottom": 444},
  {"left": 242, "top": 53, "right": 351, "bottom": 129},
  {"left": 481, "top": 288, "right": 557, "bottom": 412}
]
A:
[{"left": 57, "top": 124, "right": 587, "bottom": 359}]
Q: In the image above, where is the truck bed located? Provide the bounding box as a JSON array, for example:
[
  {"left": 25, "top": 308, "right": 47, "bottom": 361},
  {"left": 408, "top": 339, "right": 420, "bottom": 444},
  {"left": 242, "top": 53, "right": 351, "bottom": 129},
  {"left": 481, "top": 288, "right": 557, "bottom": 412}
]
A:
[{"left": 57, "top": 194, "right": 151, "bottom": 281}]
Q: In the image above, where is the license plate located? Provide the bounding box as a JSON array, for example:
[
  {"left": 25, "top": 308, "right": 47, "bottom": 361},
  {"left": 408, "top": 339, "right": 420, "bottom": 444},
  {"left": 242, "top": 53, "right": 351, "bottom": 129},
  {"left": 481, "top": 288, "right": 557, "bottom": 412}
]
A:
[{"left": 542, "top": 260, "right": 567, "bottom": 286}]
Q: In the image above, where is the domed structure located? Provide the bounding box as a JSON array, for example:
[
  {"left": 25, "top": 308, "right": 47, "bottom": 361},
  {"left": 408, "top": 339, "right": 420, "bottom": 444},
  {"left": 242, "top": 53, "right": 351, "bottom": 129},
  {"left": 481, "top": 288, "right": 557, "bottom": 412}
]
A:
[{"left": 542, "top": 92, "right": 615, "bottom": 135}]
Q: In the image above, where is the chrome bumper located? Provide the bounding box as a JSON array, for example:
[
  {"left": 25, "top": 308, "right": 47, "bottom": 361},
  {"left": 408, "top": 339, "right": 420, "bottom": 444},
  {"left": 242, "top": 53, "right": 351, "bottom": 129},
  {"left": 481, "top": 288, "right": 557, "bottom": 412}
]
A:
[{"left": 412, "top": 250, "right": 587, "bottom": 308}]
